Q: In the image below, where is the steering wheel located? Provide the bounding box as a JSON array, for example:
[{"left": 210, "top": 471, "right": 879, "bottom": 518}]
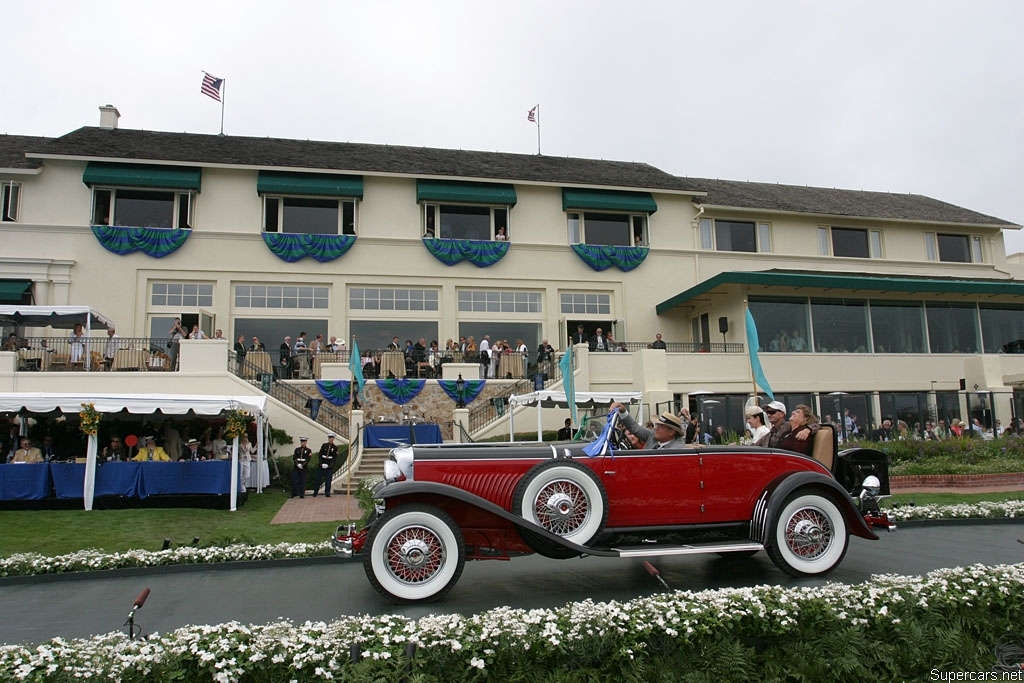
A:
[{"left": 611, "top": 425, "right": 633, "bottom": 450}]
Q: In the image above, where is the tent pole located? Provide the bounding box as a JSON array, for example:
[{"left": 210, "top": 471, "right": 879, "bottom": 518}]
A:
[{"left": 229, "top": 435, "right": 238, "bottom": 511}]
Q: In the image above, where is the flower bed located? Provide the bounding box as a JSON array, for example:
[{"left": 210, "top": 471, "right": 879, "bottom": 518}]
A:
[{"left": 2, "top": 563, "right": 1023, "bottom": 682}]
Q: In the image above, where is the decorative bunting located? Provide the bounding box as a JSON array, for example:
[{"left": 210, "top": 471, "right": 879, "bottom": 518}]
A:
[
  {"left": 570, "top": 244, "right": 648, "bottom": 272},
  {"left": 437, "top": 379, "right": 487, "bottom": 405},
  {"left": 91, "top": 225, "right": 192, "bottom": 258},
  {"left": 376, "top": 378, "right": 426, "bottom": 405},
  {"left": 423, "top": 238, "right": 509, "bottom": 267},
  {"left": 315, "top": 380, "right": 353, "bottom": 407},
  {"left": 262, "top": 233, "right": 357, "bottom": 263}
]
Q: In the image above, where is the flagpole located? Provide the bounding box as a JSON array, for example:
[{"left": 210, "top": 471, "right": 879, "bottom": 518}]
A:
[
  {"left": 219, "top": 79, "right": 226, "bottom": 135},
  {"left": 535, "top": 104, "right": 541, "bottom": 155},
  {"left": 346, "top": 335, "right": 357, "bottom": 521},
  {"left": 744, "top": 299, "right": 757, "bottom": 399}
]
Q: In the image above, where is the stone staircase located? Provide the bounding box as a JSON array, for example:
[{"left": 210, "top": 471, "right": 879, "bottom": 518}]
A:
[{"left": 333, "top": 447, "right": 391, "bottom": 495}]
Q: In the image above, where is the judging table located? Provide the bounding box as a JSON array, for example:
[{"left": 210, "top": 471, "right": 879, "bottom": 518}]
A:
[
  {"left": 497, "top": 351, "right": 526, "bottom": 378},
  {"left": 0, "top": 461, "right": 239, "bottom": 501},
  {"left": 378, "top": 351, "right": 407, "bottom": 378},
  {"left": 17, "top": 349, "right": 52, "bottom": 371},
  {"left": 243, "top": 351, "right": 273, "bottom": 378},
  {"left": 364, "top": 423, "right": 443, "bottom": 448},
  {"left": 111, "top": 348, "right": 149, "bottom": 371}
]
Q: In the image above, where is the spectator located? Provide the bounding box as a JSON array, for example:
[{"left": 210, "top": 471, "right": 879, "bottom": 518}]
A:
[
  {"left": 651, "top": 333, "right": 667, "bottom": 350},
  {"left": 557, "top": 418, "right": 574, "bottom": 441},
  {"left": 11, "top": 437, "right": 42, "bottom": 463},
  {"left": 101, "top": 436, "right": 127, "bottom": 462},
  {"left": 589, "top": 327, "right": 611, "bottom": 352},
  {"left": 871, "top": 419, "right": 894, "bottom": 442},
  {"left": 181, "top": 438, "right": 207, "bottom": 461},
  {"left": 132, "top": 435, "right": 170, "bottom": 461}
]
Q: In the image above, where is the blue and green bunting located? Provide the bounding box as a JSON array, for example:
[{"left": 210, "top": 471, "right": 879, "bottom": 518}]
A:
[
  {"left": 376, "top": 378, "right": 426, "bottom": 405},
  {"left": 437, "top": 379, "right": 486, "bottom": 405},
  {"left": 91, "top": 225, "right": 192, "bottom": 258},
  {"left": 263, "top": 233, "right": 357, "bottom": 263},
  {"left": 316, "top": 380, "right": 355, "bottom": 406},
  {"left": 571, "top": 244, "right": 648, "bottom": 272},
  {"left": 423, "top": 238, "right": 509, "bottom": 267}
]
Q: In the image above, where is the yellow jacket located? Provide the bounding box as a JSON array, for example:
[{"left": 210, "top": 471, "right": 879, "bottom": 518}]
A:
[
  {"left": 11, "top": 447, "right": 42, "bottom": 463},
  {"left": 133, "top": 446, "right": 170, "bottom": 462}
]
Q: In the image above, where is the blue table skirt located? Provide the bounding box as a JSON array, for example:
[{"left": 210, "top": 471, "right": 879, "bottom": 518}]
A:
[
  {"left": 49, "top": 461, "right": 236, "bottom": 499},
  {"left": 364, "top": 424, "right": 443, "bottom": 448},
  {"left": 0, "top": 463, "right": 50, "bottom": 501}
]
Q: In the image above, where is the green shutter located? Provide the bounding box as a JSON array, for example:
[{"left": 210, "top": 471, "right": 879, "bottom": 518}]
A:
[
  {"left": 416, "top": 180, "right": 517, "bottom": 205},
  {"left": 257, "top": 171, "right": 364, "bottom": 198},
  {"left": 83, "top": 162, "right": 201, "bottom": 191},
  {"left": 0, "top": 280, "right": 31, "bottom": 302},
  {"left": 562, "top": 188, "right": 657, "bottom": 213}
]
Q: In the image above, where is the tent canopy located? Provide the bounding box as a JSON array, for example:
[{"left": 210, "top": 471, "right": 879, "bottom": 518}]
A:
[
  {"left": 0, "top": 306, "right": 114, "bottom": 330},
  {"left": 0, "top": 393, "right": 266, "bottom": 418},
  {"left": 509, "top": 390, "right": 643, "bottom": 408}
]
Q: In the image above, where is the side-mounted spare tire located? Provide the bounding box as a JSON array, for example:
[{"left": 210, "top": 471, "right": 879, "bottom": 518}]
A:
[{"left": 511, "top": 459, "right": 608, "bottom": 559}]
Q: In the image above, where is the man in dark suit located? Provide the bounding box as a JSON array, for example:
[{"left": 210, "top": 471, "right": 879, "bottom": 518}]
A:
[
  {"left": 571, "top": 325, "right": 588, "bottom": 346},
  {"left": 557, "top": 418, "right": 574, "bottom": 441},
  {"left": 589, "top": 327, "right": 611, "bottom": 352},
  {"left": 181, "top": 438, "right": 208, "bottom": 461}
]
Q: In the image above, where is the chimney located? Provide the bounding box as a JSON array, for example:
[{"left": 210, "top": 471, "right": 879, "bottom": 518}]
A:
[{"left": 99, "top": 105, "right": 120, "bottom": 129}]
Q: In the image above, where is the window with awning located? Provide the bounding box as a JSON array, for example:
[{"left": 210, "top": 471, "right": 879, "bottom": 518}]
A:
[
  {"left": 84, "top": 163, "right": 199, "bottom": 230},
  {"left": 258, "top": 172, "right": 363, "bottom": 236},
  {"left": 417, "top": 180, "right": 516, "bottom": 241},
  {"left": 0, "top": 280, "right": 31, "bottom": 304}
]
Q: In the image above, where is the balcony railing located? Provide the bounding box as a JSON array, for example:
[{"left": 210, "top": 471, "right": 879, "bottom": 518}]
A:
[{"left": 8, "top": 337, "right": 175, "bottom": 372}]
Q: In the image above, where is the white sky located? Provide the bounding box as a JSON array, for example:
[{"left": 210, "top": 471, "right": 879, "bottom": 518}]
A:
[{"left": 5, "top": 0, "right": 1023, "bottom": 252}]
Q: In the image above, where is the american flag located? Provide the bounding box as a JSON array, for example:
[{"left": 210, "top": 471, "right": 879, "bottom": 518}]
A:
[
  {"left": 527, "top": 105, "right": 537, "bottom": 123},
  {"left": 201, "top": 72, "right": 223, "bottom": 102}
]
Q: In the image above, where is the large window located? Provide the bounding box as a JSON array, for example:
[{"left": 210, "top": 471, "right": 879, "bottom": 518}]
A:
[
  {"left": 151, "top": 282, "right": 213, "bottom": 307},
  {"left": 926, "top": 232, "right": 983, "bottom": 263},
  {"left": 349, "top": 288, "right": 439, "bottom": 311},
  {"left": 979, "top": 304, "right": 1024, "bottom": 353},
  {"left": 700, "top": 219, "right": 771, "bottom": 253},
  {"left": 560, "top": 292, "right": 612, "bottom": 316},
  {"left": 567, "top": 212, "right": 646, "bottom": 247},
  {"left": 263, "top": 196, "right": 355, "bottom": 235},
  {"left": 747, "top": 297, "right": 810, "bottom": 352},
  {"left": 459, "top": 289, "right": 541, "bottom": 313},
  {"left": 458, "top": 322, "right": 542, "bottom": 356},
  {"left": 93, "top": 188, "right": 194, "bottom": 229},
  {"left": 349, "top": 320, "right": 439, "bottom": 353},
  {"left": 2, "top": 181, "right": 20, "bottom": 222},
  {"left": 424, "top": 204, "right": 507, "bottom": 241},
  {"left": 818, "top": 226, "right": 881, "bottom": 258},
  {"left": 879, "top": 392, "right": 930, "bottom": 433},
  {"left": 870, "top": 300, "right": 926, "bottom": 353},
  {"left": 235, "top": 285, "right": 329, "bottom": 310},
  {"left": 925, "top": 301, "right": 980, "bottom": 353},
  {"left": 811, "top": 298, "right": 869, "bottom": 353}
]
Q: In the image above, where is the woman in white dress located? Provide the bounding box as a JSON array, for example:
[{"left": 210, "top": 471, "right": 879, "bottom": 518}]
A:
[
  {"left": 239, "top": 433, "right": 256, "bottom": 487},
  {"left": 68, "top": 323, "right": 86, "bottom": 363}
]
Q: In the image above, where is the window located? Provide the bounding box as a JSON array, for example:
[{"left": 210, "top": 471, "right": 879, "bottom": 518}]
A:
[
  {"left": 811, "top": 298, "right": 869, "bottom": 352},
  {"left": 92, "top": 188, "right": 194, "bottom": 229},
  {"left": 818, "top": 226, "right": 882, "bottom": 258},
  {"left": 869, "top": 301, "right": 926, "bottom": 353},
  {"left": 235, "top": 285, "right": 329, "bottom": 310},
  {"left": 926, "top": 232, "right": 982, "bottom": 263},
  {"left": 748, "top": 297, "right": 811, "bottom": 352},
  {"left": 349, "top": 288, "right": 439, "bottom": 312},
  {"left": 560, "top": 292, "right": 612, "bottom": 315},
  {"left": 151, "top": 282, "right": 213, "bottom": 307},
  {"left": 423, "top": 204, "right": 507, "bottom": 240},
  {"left": 700, "top": 218, "right": 771, "bottom": 253},
  {"left": 979, "top": 304, "right": 1024, "bottom": 353},
  {"left": 565, "top": 212, "right": 646, "bottom": 247},
  {"left": 263, "top": 196, "right": 356, "bottom": 235},
  {"left": 2, "top": 181, "right": 21, "bottom": 222},
  {"left": 925, "top": 301, "right": 980, "bottom": 353},
  {"left": 458, "top": 290, "right": 542, "bottom": 313}
]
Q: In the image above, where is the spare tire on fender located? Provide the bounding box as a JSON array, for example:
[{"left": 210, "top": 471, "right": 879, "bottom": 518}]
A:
[{"left": 511, "top": 459, "right": 608, "bottom": 558}]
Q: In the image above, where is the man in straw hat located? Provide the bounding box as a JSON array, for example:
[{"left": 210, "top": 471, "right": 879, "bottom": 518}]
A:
[
  {"left": 132, "top": 435, "right": 170, "bottom": 461},
  {"left": 609, "top": 402, "right": 687, "bottom": 449}
]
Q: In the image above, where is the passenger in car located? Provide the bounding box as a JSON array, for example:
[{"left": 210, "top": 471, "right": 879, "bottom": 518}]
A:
[
  {"left": 745, "top": 405, "right": 770, "bottom": 444},
  {"left": 610, "top": 403, "right": 687, "bottom": 449},
  {"left": 778, "top": 405, "right": 817, "bottom": 455}
]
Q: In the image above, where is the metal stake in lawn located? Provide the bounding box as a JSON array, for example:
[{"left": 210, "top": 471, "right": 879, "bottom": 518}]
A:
[{"left": 643, "top": 561, "right": 671, "bottom": 592}]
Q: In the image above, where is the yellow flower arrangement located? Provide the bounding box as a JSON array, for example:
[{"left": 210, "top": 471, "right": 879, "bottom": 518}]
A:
[
  {"left": 223, "top": 408, "right": 251, "bottom": 440},
  {"left": 79, "top": 403, "right": 101, "bottom": 436}
]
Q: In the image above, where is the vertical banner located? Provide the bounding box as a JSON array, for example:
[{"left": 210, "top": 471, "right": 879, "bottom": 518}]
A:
[{"left": 745, "top": 307, "right": 775, "bottom": 400}]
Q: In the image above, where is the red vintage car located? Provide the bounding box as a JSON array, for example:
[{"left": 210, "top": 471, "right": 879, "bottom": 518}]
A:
[{"left": 334, "top": 418, "right": 894, "bottom": 603}]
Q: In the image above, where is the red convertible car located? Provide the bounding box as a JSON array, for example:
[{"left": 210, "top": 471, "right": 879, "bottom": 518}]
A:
[{"left": 334, "top": 418, "right": 894, "bottom": 603}]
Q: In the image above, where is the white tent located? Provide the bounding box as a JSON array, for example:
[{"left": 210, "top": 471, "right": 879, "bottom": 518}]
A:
[
  {"left": 0, "top": 305, "right": 115, "bottom": 370},
  {"left": 0, "top": 393, "right": 268, "bottom": 511},
  {"left": 507, "top": 390, "right": 644, "bottom": 441}
]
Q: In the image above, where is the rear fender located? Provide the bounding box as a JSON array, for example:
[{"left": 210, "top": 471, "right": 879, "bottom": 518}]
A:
[
  {"left": 374, "top": 480, "right": 618, "bottom": 557},
  {"left": 753, "top": 472, "right": 877, "bottom": 545}
]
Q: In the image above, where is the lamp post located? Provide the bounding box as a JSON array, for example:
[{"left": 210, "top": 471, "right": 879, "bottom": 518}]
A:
[
  {"left": 455, "top": 373, "right": 466, "bottom": 409},
  {"left": 828, "top": 391, "right": 847, "bottom": 442}
]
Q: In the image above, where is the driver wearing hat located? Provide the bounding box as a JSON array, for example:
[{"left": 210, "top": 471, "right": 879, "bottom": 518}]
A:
[{"left": 609, "top": 402, "right": 687, "bottom": 449}]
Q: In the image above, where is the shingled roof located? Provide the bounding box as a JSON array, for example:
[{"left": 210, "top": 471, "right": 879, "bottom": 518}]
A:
[
  {"left": 16, "top": 126, "right": 1015, "bottom": 228},
  {"left": 0, "top": 135, "right": 49, "bottom": 171}
]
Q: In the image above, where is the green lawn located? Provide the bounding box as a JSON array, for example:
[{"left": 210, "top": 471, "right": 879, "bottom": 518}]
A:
[
  {"left": 0, "top": 487, "right": 1021, "bottom": 559},
  {"left": 0, "top": 489, "right": 351, "bottom": 557}
]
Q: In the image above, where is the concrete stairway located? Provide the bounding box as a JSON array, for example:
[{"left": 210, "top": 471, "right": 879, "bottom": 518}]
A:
[{"left": 333, "top": 447, "right": 391, "bottom": 494}]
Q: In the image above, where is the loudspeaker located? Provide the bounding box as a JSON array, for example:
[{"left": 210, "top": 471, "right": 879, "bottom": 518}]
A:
[
  {"left": 718, "top": 317, "right": 728, "bottom": 334},
  {"left": 959, "top": 378, "right": 966, "bottom": 391}
]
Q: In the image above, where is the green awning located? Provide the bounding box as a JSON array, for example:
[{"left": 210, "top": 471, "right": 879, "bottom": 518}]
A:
[
  {"left": 0, "top": 280, "right": 31, "bottom": 303},
  {"left": 257, "top": 171, "right": 364, "bottom": 198},
  {"left": 416, "top": 180, "right": 517, "bottom": 206},
  {"left": 562, "top": 188, "right": 657, "bottom": 213},
  {"left": 83, "top": 162, "right": 201, "bottom": 191},
  {"left": 656, "top": 270, "right": 1024, "bottom": 314}
]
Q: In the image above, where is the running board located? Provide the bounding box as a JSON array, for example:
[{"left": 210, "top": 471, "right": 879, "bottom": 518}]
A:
[{"left": 612, "top": 541, "right": 764, "bottom": 558}]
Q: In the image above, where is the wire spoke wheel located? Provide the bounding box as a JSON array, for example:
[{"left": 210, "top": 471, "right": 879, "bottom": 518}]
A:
[
  {"left": 385, "top": 524, "right": 445, "bottom": 584},
  {"left": 767, "top": 491, "right": 848, "bottom": 577},
  {"left": 534, "top": 479, "right": 590, "bottom": 535},
  {"left": 513, "top": 460, "right": 608, "bottom": 559},
  {"left": 784, "top": 507, "right": 833, "bottom": 560}
]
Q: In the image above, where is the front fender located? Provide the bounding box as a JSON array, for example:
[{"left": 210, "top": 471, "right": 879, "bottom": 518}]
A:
[
  {"left": 374, "top": 480, "right": 618, "bottom": 557},
  {"left": 755, "top": 471, "right": 878, "bottom": 545}
]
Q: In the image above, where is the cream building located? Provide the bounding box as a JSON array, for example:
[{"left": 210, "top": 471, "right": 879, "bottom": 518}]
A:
[{"left": 2, "top": 105, "right": 1023, "bottom": 438}]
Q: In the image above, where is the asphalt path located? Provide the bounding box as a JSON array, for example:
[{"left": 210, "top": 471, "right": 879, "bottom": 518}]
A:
[{"left": 1, "top": 522, "right": 1022, "bottom": 645}]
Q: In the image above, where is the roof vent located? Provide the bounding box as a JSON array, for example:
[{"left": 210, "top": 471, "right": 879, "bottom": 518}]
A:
[{"left": 99, "top": 105, "right": 120, "bottom": 130}]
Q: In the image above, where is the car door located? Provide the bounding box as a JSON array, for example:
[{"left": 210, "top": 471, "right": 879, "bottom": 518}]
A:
[{"left": 598, "top": 448, "right": 702, "bottom": 527}]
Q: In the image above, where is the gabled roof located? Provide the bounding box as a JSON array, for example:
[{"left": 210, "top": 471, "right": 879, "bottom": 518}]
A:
[
  {"left": 687, "top": 177, "right": 1014, "bottom": 227},
  {"left": 32, "top": 127, "right": 697, "bottom": 192},
  {"left": 0, "top": 135, "right": 49, "bottom": 172},
  {"left": 656, "top": 269, "right": 1024, "bottom": 314}
]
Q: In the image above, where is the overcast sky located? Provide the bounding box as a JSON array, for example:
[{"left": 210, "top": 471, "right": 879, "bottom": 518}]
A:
[{"left": 5, "top": 1, "right": 1023, "bottom": 253}]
